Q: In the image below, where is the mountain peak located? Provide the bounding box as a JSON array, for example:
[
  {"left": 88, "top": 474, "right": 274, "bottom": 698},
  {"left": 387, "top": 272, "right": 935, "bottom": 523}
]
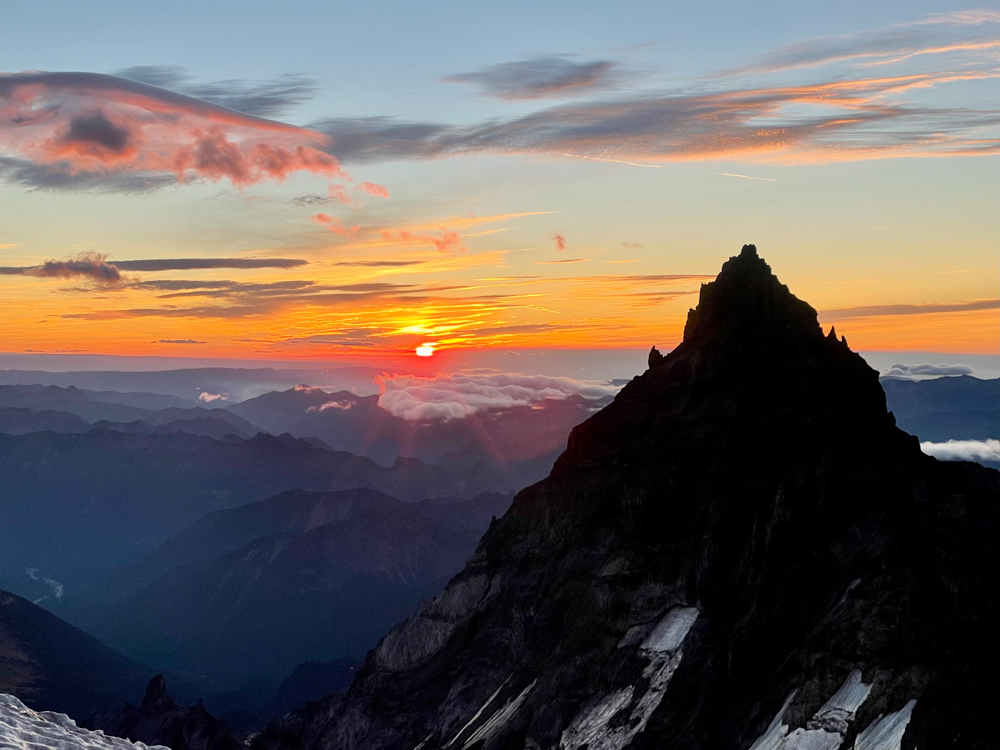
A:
[{"left": 680, "top": 243, "right": 821, "bottom": 357}]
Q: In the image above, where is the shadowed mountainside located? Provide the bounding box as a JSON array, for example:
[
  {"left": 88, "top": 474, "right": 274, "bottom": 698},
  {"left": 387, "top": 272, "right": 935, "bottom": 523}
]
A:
[
  {"left": 0, "top": 588, "right": 153, "bottom": 720},
  {"left": 95, "top": 489, "right": 513, "bottom": 685}
]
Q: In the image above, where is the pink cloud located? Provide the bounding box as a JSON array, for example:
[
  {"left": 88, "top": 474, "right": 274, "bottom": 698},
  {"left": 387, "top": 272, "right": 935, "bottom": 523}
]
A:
[
  {"left": 311, "top": 213, "right": 359, "bottom": 236},
  {"left": 0, "top": 71, "right": 348, "bottom": 188},
  {"left": 357, "top": 181, "right": 389, "bottom": 198},
  {"left": 327, "top": 184, "right": 354, "bottom": 204},
  {"left": 382, "top": 228, "right": 465, "bottom": 253},
  {"left": 553, "top": 232, "right": 567, "bottom": 252}
]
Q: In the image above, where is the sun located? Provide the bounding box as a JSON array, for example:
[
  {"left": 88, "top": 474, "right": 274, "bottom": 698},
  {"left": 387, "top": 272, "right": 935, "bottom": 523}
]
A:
[{"left": 415, "top": 342, "right": 436, "bottom": 357}]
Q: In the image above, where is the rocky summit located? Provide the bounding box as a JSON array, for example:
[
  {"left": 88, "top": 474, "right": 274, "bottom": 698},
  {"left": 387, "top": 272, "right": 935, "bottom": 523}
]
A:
[{"left": 255, "top": 245, "right": 999, "bottom": 750}]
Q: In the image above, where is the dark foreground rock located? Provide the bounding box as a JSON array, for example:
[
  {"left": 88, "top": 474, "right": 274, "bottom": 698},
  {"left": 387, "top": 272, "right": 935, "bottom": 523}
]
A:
[
  {"left": 84, "top": 675, "right": 240, "bottom": 750},
  {"left": 254, "top": 245, "right": 1000, "bottom": 750}
]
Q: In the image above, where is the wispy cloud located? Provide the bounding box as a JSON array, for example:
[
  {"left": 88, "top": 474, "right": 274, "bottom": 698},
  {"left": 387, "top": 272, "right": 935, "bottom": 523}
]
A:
[
  {"left": 115, "top": 67, "right": 318, "bottom": 118},
  {"left": 443, "top": 56, "right": 619, "bottom": 100},
  {"left": 735, "top": 11, "right": 999, "bottom": 73},
  {"left": 821, "top": 298, "right": 999, "bottom": 320}
]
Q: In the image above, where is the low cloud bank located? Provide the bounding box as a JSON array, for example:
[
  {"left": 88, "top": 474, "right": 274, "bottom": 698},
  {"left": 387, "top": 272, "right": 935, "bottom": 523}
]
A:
[
  {"left": 376, "top": 371, "right": 619, "bottom": 421},
  {"left": 882, "top": 362, "right": 975, "bottom": 379},
  {"left": 920, "top": 439, "right": 1000, "bottom": 463}
]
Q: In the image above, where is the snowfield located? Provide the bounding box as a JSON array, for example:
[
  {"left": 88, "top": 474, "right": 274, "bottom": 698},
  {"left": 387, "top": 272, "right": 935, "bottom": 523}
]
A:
[{"left": 0, "top": 695, "right": 166, "bottom": 750}]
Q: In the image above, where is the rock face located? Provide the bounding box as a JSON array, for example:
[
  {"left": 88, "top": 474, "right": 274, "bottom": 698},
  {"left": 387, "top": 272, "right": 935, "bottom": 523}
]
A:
[
  {"left": 254, "top": 245, "right": 1000, "bottom": 750},
  {"left": 83, "top": 676, "right": 239, "bottom": 750}
]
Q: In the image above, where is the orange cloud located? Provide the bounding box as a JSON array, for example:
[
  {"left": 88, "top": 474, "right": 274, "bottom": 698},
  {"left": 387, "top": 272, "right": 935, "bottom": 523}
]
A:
[
  {"left": 311, "top": 212, "right": 360, "bottom": 236},
  {"left": 382, "top": 228, "right": 465, "bottom": 253}
]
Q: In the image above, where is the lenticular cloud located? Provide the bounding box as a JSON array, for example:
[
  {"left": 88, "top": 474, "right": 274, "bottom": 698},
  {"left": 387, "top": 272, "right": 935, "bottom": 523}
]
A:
[
  {"left": 0, "top": 71, "right": 345, "bottom": 189},
  {"left": 376, "top": 371, "right": 619, "bottom": 421}
]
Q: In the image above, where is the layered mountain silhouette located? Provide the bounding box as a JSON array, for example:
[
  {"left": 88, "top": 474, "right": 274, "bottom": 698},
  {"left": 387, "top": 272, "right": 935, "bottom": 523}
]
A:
[
  {"left": 95, "top": 489, "right": 513, "bottom": 685},
  {"left": 0, "top": 429, "right": 508, "bottom": 613},
  {"left": 255, "top": 245, "right": 999, "bottom": 750}
]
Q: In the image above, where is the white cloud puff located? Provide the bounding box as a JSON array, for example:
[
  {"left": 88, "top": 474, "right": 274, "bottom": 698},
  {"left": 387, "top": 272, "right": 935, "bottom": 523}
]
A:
[
  {"left": 921, "top": 439, "right": 1000, "bottom": 463},
  {"left": 881, "top": 363, "right": 974, "bottom": 379},
  {"left": 198, "top": 391, "right": 229, "bottom": 403},
  {"left": 376, "top": 371, "right": 619, "bottom": 421}
]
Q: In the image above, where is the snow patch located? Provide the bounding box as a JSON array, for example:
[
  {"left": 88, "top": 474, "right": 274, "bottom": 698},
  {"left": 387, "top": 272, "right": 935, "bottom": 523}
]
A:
[
  {"left": 458, "top": 680, "right": 536, "bottom": 750},
  {"left": 560, "top": 606, "right": 700, "bottom": 750},
  {"left": 0, "top": 694, "right": 167, "bottom": 750},
  {"left": 854, "top": 700, "right": 915, "bottom": 750}
]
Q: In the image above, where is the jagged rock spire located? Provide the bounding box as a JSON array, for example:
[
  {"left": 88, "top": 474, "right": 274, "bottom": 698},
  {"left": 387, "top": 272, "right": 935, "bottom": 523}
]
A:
[{"left": 141, "top": 675, "right": 174, "bottom": 710}]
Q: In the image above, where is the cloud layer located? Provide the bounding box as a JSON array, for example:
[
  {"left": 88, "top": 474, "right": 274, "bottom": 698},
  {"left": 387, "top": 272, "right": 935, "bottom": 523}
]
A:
[
  {"left": 376, "top": 371, "right": 619, "bottom": 421},
  {"left": 881, "top": 362, "right": 975, "bottom": 379},
  {"left": 921, "top": 439, "right": 1000, "bottom": 463}
]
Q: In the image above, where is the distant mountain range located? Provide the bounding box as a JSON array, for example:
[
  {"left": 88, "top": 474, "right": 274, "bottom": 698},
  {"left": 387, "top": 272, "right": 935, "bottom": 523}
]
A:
[
  {"left": 93, "top": 489, "right": 513, "bottom": 685},
  {"left": 882, "top": 374, "right": 999, "bottom": 442},
  {"left": 0, "top": 429, "right": 507, "bottom": 619}
]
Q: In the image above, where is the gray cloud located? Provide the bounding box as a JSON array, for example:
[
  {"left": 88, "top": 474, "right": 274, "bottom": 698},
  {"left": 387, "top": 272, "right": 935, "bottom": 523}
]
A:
[
  {"left": 114, "top": 258, "right": 308, "bottom": 271},
  {"left": 821, "top": 299, "right": 999, "bottom": 320},
  {"left": 0, "top": 156, "right": 177, "bottom": 194},
  {"left": 311, "top": 74, "right": 998, "bottom": 165},
  {"left": 0, "top": 251, "right": 123, "bottom": 286},
  {"left": 881, "top": 362, "right": 975, "bottom": 379},
  {"left": 154, "top": 339, "right": 207, "bottom": 344},
  {"left": 443, "top": 56, "right": 618, "bottom": 100},
  {"left": 114, "top": 66, "right": 318, "bottom": 117}
]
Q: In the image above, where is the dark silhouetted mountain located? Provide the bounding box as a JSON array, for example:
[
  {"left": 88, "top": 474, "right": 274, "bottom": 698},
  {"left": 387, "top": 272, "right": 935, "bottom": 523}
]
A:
[
  {"left": 881, "top": 374, "right": 999, "bottom": 442},
  {"left": 0, "top": 587, "right": 153, "bottom": 720},
  {"left": 84, "top": 675, "right": 240, "bottom": 750},
  {"left": 0, "top": 431, "right": 508, "bottom": 616},
  {"left": 254, "top": 245, "right": 999, "bottom": 750},
  {"left": 97, "top": 489, "right": 513, "bottom": 685},
  {"left": 227, "top": 386, "right": 610, "bottom": 486}
]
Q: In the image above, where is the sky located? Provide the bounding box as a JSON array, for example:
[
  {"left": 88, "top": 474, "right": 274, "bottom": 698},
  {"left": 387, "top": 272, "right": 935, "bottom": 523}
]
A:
[{"left": 0, "top": 0, "right": 997, "bottom": 375}]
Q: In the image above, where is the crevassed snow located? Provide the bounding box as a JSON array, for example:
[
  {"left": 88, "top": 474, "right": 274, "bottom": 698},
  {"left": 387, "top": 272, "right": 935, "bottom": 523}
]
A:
[
  {"left": 0, "top": 694, "right": 167, "bottom": 750},
  {"left": 808, "top": 671, "right": 871, "bottom": 735},
  {"left": 745, "top": 674, "right": 914, "bottom": 750}
]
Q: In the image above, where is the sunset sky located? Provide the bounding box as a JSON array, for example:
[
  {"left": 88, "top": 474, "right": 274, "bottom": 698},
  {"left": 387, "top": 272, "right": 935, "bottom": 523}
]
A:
[{"left": 1, "top": 1, "right": 997, "bottom": 374}]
